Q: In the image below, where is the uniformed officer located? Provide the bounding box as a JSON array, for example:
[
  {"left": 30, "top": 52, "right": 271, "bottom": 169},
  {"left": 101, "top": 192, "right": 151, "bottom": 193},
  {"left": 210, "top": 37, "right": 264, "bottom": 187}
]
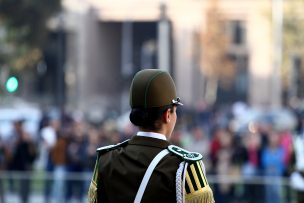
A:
[{"left": 88, "top": 69, "right": 214, "bottom": 203}]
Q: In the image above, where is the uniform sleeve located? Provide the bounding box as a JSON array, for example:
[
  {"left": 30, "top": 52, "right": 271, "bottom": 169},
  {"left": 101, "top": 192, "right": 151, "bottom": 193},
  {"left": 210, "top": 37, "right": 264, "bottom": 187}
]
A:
[
  {"left": 184, "top": 160, "right": 214, "bottom": 203},
  {"left": 88, "top": 157, "right": 99, "bottom": 203}
]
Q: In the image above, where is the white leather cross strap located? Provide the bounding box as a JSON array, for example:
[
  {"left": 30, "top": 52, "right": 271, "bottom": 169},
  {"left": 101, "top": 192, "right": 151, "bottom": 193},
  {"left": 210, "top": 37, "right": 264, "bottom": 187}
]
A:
[{"left": 134, "top": 149, "right": 170, "bottom": 203}]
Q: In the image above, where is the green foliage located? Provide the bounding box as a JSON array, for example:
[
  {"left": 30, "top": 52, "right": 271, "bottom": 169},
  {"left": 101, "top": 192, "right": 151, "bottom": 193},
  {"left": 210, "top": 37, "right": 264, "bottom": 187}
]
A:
[
  {"left": 200, "top": 0, "right": 234, "bottom": 104},
  {"left": 283, "top": 0, "right": 304, "bottom": 55},
  {"left": 282, "top": 0, "right": 304, "bottom": 88},
  {"left": 0, "top": 0, "right": 61, "bottom": 45},
  {"left": 0, "top": 0, "right": 61, "bottom": 70}
]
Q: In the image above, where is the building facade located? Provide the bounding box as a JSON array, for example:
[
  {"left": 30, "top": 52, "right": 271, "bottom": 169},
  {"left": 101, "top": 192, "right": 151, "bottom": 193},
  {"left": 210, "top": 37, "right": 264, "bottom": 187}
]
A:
[{"left": 60, "top": 0, "right": 280, "bottom": 118}]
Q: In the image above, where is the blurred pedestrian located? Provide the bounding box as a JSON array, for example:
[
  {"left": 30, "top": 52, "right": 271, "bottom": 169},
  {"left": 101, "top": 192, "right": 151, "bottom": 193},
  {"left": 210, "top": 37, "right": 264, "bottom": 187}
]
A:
[
  {"left": 279, "top": 129, "right": 294, "bottom": 202},
  {"left": 188, "top": 126, "right": 210, "bottom": 156},
  {"left": 261, "top": 131, "right": 285, "bottom": 203},
  {"left": 291, "top": 133, "right": 304, "bottom": 203},
  {"left": 50, "top": 129, "right": 68, "bottom": 203},
  {"left": 170, "top": 128, "right": 183, "bottom": 146},
  {"left": 10, "top": 119, "right": 38, "bottom": 203},
  {"left": 210, "top": 127, "right": 222, "bottom": 170},
  {"left": 5, "top": 120, "right": 19, "bottom": 193},
  {"left": 240, "top": 132, "right": 263, "bottom": 203},
  {"left": 0, "top": 137, "right": 6, "bottom": 203},
  {"left": 213, "top": 129, "right": 236, "bottom": 203},
  {"left": 290, "top": 113, "right": 304, "bottom": 203},
  {"left": 66, "top": 120, "right": 87, "bottom": 203},
  {"left": 88, "top": 69, "right": 214, "bottom": 203},
  {"left": 41, "top": 118, "right": 60, "bottom": 203},
  {"left": 83, "top": 127, "right": 100, "bottom": 192}
]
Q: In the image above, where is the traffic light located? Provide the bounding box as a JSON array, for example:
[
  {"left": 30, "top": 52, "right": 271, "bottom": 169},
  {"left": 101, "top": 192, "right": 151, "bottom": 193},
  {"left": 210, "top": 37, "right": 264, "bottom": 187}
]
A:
[{"left": 5, "top": 76, "right": 19, "bottom": 93}]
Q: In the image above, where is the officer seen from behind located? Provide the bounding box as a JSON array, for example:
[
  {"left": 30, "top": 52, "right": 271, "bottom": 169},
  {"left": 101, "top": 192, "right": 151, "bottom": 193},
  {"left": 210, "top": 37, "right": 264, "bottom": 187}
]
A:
[{"left": 88, "top": 69, "right": 214, "bottom": 203}]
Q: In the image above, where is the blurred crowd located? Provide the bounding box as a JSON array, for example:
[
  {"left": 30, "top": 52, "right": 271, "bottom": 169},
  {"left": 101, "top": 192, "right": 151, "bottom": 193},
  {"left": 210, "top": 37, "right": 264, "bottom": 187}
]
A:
[
  {"left": 172, "top": 103, "right": 304, "bottom": 203},
  {"left": 0, "top": 110, "right": 136, "bottom": 203},
  {"left": 0, "top": 102, "right": 304, "bottom": 203}
]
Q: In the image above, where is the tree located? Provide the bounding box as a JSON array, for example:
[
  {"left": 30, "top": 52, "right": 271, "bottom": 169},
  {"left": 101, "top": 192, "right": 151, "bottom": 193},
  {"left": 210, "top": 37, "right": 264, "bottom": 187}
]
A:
[
  {"left": 0, "top": 0, "right": 61, "bottom": 71},
  {"left": 282, "top": 0, "right": 304, "bottom": 100},
  {"left": 200, "top": 0, "right": 234, "bottom": 105}
]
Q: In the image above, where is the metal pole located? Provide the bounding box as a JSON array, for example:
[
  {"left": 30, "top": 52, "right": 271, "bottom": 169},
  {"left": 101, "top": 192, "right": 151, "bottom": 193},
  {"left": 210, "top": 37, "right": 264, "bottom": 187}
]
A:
[
  {"left": 121, "top": 21, "right": 133, "bottom": 77},
  {"left": 56, "top": 13, "right": 65, "bottom": 115},
  {"left": 121, "top": 21, "right": 133, "bottom": 112},
  {"left": 289, "top": 55, "right": 300, "bottom": 100},
  {"left": 158, "top": 3, "right": 170, "bottom": 72},
  {"left": 272, "top": 0, "right": 283, "bottom": 108}
]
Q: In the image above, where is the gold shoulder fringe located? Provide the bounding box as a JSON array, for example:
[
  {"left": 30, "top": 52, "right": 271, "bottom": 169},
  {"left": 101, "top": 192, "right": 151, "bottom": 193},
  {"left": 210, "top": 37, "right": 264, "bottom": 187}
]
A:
[
  {"left": 185, "top": 185, "right": 215, "bottom": 203},
  {"left": 88, "top": 180, "right": 98, "bottom": 203}
]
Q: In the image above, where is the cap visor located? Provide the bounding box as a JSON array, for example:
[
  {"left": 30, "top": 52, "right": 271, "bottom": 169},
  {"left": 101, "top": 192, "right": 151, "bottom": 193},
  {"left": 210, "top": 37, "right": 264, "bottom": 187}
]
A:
[
  {"left": 175, "top": 102, "right": 183, "bottom": 106},
  {"left": 172, "top": 98, "right": 183, "bottom": 106}
]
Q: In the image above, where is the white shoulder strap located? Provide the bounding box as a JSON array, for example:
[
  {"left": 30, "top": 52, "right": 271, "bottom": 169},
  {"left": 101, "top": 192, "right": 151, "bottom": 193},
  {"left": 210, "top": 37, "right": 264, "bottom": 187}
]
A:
[
  {"left": 176, "top": 161, "right": 186, "bottom": 203},
  {"left": 134, "top": 149, "right": 170, "bottom": 203}
]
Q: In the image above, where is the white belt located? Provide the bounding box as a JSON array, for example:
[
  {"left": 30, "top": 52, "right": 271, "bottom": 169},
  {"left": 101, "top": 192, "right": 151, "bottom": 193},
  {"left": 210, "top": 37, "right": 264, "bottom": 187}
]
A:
[{"left": 134, "top": 149, "right": 169, "bottom": 203}]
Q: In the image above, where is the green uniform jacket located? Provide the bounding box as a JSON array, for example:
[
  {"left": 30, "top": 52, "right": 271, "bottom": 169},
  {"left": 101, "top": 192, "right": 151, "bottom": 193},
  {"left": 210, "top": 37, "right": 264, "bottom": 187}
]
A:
[
  {"left": 98, "top": 136, "right": 179, "bottom": 203},
  {"left": 89, "top": 135, "right": 214, "bottom": 203}
]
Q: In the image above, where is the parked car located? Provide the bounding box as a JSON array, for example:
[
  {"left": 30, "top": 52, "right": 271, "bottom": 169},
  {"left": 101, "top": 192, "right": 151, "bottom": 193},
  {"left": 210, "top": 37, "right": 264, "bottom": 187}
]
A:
[
  {"left": 232, "top": 106, "right": 296, "bottom": 133},
  {"left": 0, "top": 107, "right": 41, "bottom": 139}
]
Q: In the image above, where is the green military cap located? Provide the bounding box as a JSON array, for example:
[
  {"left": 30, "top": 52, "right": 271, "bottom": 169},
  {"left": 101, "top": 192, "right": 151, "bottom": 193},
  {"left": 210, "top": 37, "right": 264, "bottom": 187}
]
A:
[{"left": 130, "top": 69, "right": 183, "bottom": 108}]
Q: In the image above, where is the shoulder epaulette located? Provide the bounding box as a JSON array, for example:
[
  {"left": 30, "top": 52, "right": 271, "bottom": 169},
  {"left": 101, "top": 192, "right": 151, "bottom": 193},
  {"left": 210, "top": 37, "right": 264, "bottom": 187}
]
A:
[
  {"left": 96, "top": 139, "right": 129, "bottom": 154},
  {"left": 168, "top": 145, "right": 203, "bottom": 162}
]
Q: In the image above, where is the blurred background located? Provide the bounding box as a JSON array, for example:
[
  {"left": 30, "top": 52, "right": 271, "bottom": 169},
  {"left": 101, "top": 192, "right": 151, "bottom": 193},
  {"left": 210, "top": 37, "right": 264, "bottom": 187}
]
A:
[{"left": 1, "top": 0, "right": 304, "bottom": 202}]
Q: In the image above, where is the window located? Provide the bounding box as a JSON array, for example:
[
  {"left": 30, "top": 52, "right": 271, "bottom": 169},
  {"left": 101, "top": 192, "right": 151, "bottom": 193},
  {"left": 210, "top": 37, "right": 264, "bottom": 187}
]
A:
[{"left": 226, "top": 20, "right": 246, "bottom": 46}]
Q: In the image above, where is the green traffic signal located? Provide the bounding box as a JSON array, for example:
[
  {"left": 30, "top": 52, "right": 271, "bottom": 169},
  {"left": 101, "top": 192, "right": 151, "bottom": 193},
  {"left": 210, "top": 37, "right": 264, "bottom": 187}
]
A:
[{"left": 6, "top": 76, "right": 19, "bottom": 93}]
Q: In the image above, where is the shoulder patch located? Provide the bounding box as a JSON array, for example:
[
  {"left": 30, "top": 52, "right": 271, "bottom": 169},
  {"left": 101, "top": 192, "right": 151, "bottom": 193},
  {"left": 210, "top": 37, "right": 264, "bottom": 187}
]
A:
[
  {"left": 168, "top": 145, "right": 203, "bottom": 162},
  {"left": 96, "top": 139, "right": 129, "bottom": 154}
]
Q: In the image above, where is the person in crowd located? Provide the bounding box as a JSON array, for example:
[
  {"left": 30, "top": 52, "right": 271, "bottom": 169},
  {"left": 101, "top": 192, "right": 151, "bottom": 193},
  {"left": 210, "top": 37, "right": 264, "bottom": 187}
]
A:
[
  {"left": 213, "top": 128, "right": 237, "bottom": 203},
  {"left": 261, "top": 131, "right": 285, "bottom": 203},
  {"left": 239, "top": 132, "right": 263, "bottom": 203},
  {"left": 0, "top": 137, "right": 6, "bottom": 203},
  {"left": 169, "top": 127, "right": 183, "bottom": 146},
  {"left": 188, "top": 126, "right": 210, "bottom": 157},
  {"left": 278, "top": 128, "right": 294, "bottom": 202},
  {"left": 210, "top": 126, "right": 222, "bottom": 170},
  {"left": 290, "top": 111, "right": 304, "bottom": 203},
  {"left": 50, "top": 126, "right": 68, "bottom": 203},
  {"left": 5, "top": 120, "right": 19, "bottom": 193},
  {"left": 257, "top": 120, "right": 272, "bottom": 149},
  {"left": 66, "top": 120, "right": 87, "bottom": 203},
  {"left": 88, "top": 69, "right": 214, "bottom": 203},
  {"left": 40, "top": 118, "right": 60, "bottom": 203},
  {"left": 106, "top": 129, "right": 121, "bottom": 145},
  {"left": 83, "top": 127, "right": 100, "bottom": 193},
  {"left": 183, "top": 126, "right": 211, "bottom": 172},
  {"left": 279, "top": 129, "right": 293, "bottom": 168},
  {"left": 9, "top": 119, "right": 38, "bottom": 203}
]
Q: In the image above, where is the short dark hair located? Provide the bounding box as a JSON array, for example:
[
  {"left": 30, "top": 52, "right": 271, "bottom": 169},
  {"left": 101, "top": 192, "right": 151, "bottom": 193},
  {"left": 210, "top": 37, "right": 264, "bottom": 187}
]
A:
[{"left": 129, "top": 105, "right": 175, "bottom": 131}]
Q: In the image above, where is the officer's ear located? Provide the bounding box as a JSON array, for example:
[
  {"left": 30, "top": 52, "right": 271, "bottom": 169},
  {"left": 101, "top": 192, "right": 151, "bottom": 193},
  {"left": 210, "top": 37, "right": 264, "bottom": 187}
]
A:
[{"left": 162, "top": 107, "right": 172, "bottom": 124}]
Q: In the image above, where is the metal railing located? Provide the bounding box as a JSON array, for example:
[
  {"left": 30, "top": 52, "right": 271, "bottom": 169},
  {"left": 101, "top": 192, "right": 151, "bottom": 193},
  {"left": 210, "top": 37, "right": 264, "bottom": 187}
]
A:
[{"left": 0, "top": 171, "right": 299, "bottom": 203}]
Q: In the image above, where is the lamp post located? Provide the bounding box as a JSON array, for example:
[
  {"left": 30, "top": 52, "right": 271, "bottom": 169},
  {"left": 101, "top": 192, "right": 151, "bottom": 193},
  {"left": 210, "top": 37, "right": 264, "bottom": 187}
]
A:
[
  {"left": 121, "top": 21, "right": 133, "bottom": 77},
  {"left": 272, "top": 0, "right": 283, "bottom": 108},
  {"left": 56, "top": 12, "right": 66, "bottom": 115},
  {"left": 158, "top": 2, "right": 170, "bottom": 72}
]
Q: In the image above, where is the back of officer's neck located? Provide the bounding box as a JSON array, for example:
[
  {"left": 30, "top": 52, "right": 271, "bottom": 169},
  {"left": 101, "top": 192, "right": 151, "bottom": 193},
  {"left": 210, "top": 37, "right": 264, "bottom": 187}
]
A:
[{"left": 139, "top": 127, "right": 170, "bottom": 139}]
